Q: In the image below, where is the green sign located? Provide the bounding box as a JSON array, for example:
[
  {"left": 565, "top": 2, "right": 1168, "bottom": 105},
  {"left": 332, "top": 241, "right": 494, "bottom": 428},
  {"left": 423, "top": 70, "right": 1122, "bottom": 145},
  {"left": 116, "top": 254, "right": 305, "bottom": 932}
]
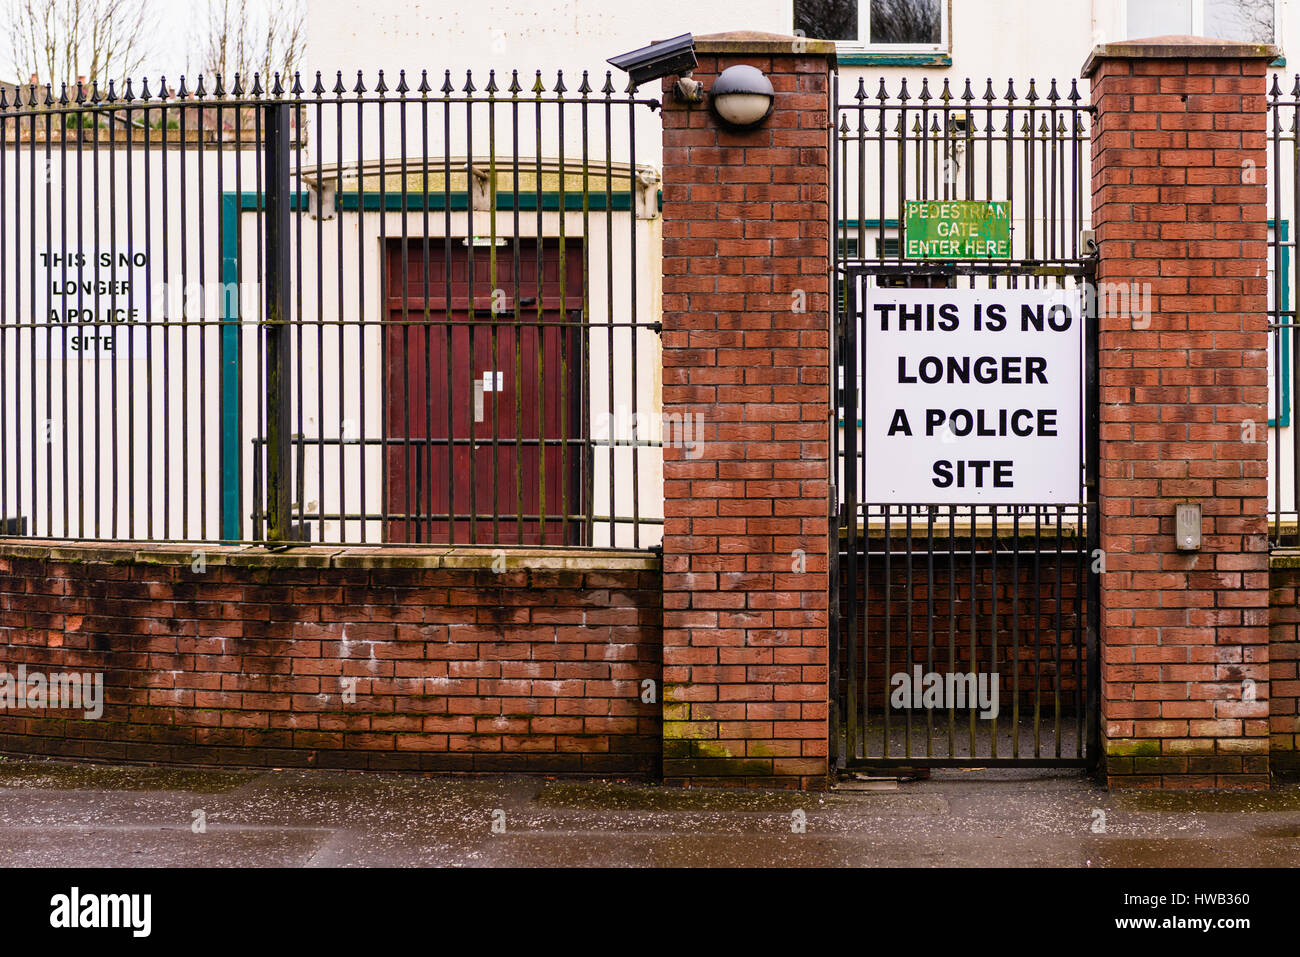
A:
[{"left": 903, "top": 200, "right": 1010, "bottom": 259}]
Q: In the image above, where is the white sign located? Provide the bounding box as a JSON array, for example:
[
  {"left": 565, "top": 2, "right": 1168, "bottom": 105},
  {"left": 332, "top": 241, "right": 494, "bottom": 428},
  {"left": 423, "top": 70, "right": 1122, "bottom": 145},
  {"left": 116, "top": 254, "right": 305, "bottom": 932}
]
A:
[
  {"left": 861, "top": 284, "right": 1083, "bottom": 504},
  {"left": 33, "top": 249, "right": 150, "bottom": 357}
]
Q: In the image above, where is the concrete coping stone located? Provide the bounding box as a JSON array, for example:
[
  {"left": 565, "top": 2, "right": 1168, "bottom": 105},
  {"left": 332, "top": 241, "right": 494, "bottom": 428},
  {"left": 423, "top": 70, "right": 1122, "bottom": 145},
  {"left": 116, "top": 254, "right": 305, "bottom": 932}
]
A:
[
  {"left": 1270, "top": 549, "right": 1300, "bottom": 570},
  {"left": 693, "top": 30, "right": 838, "bottom": 58},
  {"left": 1082, "top": 34, "right": 1281, "bottom": 77},
  {"left": 0, "top": 538, "right": 660, "bottom": 572}
]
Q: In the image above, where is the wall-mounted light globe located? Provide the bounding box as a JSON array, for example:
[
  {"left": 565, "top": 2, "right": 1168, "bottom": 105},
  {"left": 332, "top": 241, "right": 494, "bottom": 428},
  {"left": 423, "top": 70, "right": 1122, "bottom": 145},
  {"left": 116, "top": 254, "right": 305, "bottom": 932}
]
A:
[{"left": 710, "top": 65, "right": 775, "bottom": 129}]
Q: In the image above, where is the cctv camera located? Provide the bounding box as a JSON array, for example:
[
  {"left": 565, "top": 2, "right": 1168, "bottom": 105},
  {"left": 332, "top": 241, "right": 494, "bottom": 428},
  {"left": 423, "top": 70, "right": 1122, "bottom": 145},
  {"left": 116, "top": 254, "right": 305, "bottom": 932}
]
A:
[{"left": 607, "top": 34, "right": 697, "bottom": 86}]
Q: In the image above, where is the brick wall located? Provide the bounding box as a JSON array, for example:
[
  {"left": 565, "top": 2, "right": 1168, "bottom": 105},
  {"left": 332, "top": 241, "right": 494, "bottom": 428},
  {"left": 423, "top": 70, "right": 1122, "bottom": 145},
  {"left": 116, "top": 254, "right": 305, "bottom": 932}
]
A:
[
  {"left": 1269, "top": 556, "right": 1300, "bottom": 772},
  {"left": 1085, "top": 39, "right": 1273, "bottom": 788},
  {"left": 0, "top": 543, "right": 662, "bottom": 774},
  {"left": 658, "top": 34, "right": 835, "bottom": 789}
]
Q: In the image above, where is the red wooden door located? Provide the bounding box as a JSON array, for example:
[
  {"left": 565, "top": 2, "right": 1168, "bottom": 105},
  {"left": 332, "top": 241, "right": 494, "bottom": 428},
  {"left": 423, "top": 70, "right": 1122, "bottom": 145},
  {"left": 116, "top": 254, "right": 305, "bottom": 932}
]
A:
[{"left": 383, "top": 239, "right": 584, "bottom": 545}]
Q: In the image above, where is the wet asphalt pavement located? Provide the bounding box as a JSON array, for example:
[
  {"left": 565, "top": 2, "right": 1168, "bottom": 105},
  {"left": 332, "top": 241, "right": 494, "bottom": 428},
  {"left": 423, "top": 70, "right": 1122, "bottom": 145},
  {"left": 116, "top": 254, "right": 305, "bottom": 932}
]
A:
[{"left": 2, "top": 757, "right": 1299, "bottom": 867}]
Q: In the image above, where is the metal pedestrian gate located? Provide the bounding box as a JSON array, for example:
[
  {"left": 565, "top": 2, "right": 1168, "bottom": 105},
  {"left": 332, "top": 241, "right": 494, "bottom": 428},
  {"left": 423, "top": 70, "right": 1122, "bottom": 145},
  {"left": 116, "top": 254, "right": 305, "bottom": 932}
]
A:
[{"left": 829, "top": 74, "right": 1100, "bottom": 770}]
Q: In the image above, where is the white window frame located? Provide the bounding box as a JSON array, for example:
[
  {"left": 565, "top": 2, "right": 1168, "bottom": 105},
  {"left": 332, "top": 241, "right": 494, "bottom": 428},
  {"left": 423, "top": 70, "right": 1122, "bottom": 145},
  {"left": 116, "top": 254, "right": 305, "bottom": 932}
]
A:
[
  {"left": 1120, "top": 0, "right": 1279, "bottom": 45},
  {"left": 819, "top": 0, "right": 951, "bottom": 55}
]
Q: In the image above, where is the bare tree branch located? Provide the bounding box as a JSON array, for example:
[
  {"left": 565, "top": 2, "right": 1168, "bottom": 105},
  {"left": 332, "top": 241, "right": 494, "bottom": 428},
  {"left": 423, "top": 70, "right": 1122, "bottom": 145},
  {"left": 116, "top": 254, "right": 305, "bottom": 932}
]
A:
[
  {"left": 190, "top": 0, "right": 305, "bottom": 83},
  {"left": 3, "top": 0, "right": 152, "bottom": 86}
]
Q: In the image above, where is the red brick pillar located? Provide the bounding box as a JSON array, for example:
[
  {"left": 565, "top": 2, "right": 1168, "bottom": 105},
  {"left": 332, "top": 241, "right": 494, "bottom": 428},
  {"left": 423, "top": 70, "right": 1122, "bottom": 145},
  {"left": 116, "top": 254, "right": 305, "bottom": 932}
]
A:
[
  {"left": 659, "top": 32, "right": 835, "bottom": 788},
  {"left": 1084, "top": 37, "right": 1276, "bottom": 788}
]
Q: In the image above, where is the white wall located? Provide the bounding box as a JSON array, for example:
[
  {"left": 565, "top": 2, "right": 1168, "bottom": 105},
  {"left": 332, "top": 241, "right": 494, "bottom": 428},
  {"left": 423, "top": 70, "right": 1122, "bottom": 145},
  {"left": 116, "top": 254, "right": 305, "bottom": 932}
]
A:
[
  {"left": 303, "top": 0, "right": 792, "bottom": 80},
  {"left": 301, "top": 1, "right": 1296, "bottom": 91}
]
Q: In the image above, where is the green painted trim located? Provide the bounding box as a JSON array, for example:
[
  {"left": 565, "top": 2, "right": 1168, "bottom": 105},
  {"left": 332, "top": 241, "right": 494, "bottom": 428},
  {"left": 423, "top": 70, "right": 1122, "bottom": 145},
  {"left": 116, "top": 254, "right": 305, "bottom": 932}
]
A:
[
  {"left": 220, "top": 190, "right": 306, "bottom": 539},
  {"left": 219, "top": 194, "right": 243, "bottom": 541},
  {"left": 1271, "top": 218, "right": 1291, "bottom": 429},
  {"left": 227, "top": 189, "right": 639, "bottom": 214},
  {"left": 838, "top": 219, "right": 900, "bottom": 229},
  {"left": 1272, "top": 55, "right": 1287, "bottom": 67},
  {"left": 337, "top": 191, "right": 636, "bottom": 213},
  {"left": 340, "top": 192, "right": 467, "bottom": 212},
  {"left": 230, "top": 191, "right": 308, "bottom": 212},
  {"left": 837, "top": 52, "right": 952, "bottom": 67}
]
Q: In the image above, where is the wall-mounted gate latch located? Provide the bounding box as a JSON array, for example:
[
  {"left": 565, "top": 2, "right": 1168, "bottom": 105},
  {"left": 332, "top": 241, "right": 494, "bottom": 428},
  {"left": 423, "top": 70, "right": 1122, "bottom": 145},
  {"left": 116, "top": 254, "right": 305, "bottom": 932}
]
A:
[{"left": 1081, "top": 229, "right": 1097, "bottom": 256}]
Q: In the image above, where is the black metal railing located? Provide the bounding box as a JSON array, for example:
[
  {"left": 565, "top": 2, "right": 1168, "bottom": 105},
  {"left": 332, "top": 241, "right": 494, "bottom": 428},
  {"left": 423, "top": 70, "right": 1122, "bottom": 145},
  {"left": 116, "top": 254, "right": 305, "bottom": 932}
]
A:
[
  {"left": 1269, "top": 75, "right": 1300, "bottom": 545},
  {"left": 838, "top": 503, "right": 1091, "bottom": 766},
  {"left": 829, "top": 78, "right": 1099, "bottom": 768},
  {"left": 831, "top": 76, "right": 1095, "bottom": 511},
  {"left": 0, "top": 69, "right": 664, "bottom": 548},
  {"left": 832, "top": 75, "right": 1093, "bottom": 276}
]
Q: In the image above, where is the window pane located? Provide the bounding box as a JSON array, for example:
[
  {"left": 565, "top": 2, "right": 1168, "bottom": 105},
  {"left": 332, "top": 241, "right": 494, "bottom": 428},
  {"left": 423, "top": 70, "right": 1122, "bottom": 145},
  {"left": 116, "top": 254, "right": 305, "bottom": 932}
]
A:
[
  {"left": 1126, "top": 0, "right": 1193, "bottom": 38},
  {"left": 1204, "top": 0, "right": 1274, "bottom": 43},
  {"left": 869, "top": 0, "right": 941, "bottom": 44},
  {"left": 794, "top": 0, "right": 859, "bottom": 41}
]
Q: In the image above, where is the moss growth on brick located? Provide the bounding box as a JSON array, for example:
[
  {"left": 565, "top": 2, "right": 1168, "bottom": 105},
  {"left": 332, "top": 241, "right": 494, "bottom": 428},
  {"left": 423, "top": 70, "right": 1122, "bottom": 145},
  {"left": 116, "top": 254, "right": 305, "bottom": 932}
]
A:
[
  {"left": 661, "top": 682, "right": 689, "bottom": 704},
  {"left": 661, "top": 720, "right": 713, "bottom": 740},
  {"left": 1105, "top": 739, "right": 1162, "bottom": 757},
  {"left": 670, "top": 738, "right": 773, "bottom": 777}
]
